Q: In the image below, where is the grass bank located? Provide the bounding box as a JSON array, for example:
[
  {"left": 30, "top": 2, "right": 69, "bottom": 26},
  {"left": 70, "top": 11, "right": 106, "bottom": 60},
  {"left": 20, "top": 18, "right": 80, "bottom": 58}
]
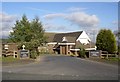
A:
[
  {"left": 106, "top": 57, "right": 120, "bottom": 61},
  {"left": 88, "top": 57, "right": 119, "bottom": 65},
  {"left": 2, "top": 56, "right": 35, "bottom": 66},
  {"left": 2, "top": 56, "right": 19, "bottom": 62}
]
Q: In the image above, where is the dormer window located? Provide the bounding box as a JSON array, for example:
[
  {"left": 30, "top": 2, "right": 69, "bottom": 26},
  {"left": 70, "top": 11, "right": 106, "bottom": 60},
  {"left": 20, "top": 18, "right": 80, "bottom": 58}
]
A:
[{"left": 62, "top": 36, "right": 68, "bottom": 42}]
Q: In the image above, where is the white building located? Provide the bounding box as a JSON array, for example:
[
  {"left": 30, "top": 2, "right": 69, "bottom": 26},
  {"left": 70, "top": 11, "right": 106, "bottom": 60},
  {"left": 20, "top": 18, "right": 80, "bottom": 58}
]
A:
[{"left": 45, "top": 31, "right": 96, "bottom": 55}]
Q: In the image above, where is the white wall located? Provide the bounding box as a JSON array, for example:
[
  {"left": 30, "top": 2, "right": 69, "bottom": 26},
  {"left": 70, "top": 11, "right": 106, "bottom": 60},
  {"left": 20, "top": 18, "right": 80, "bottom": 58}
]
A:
[
  {"left": 47, "top": 42, "right": 57, "bottom": 45},
  {"left": 76, "top": 31, "right": 91, "bottom": 45}
]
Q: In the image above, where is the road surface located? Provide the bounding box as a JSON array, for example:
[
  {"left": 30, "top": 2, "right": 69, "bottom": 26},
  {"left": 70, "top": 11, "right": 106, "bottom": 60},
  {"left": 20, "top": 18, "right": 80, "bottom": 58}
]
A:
[{"left": 2, "top": 55, "right": 118, "bottom": 80}]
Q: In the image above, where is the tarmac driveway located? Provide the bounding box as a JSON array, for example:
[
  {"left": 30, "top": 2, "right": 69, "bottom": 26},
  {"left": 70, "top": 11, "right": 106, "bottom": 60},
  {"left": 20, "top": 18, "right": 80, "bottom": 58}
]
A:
[{"left": 2, "top": 55, "right": 119, "bottom": 80}]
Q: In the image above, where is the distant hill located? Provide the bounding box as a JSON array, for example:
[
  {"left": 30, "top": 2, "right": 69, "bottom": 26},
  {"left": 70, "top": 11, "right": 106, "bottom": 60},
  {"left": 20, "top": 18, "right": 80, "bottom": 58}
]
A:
[{"left": 1, "top": 39, "right": 9, "bottom": 43}]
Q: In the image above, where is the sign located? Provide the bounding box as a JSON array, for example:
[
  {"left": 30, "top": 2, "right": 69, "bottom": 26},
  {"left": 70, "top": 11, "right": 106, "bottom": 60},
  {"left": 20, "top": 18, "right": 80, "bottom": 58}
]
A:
[
  {"left": 20, "top": 50, "right": 29, "bottom": 58},
  {"left": 89, "top": 50, "right": 101, "bottom": 57}
]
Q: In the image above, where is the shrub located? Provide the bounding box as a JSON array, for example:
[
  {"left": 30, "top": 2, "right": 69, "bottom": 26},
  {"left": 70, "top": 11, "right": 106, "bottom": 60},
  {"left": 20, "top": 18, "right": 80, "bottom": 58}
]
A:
[
  {"left": 78, "top": 46, "right": 86, "bottom": 58},
  {"left": 30, "top": 50, "right": 37, "bottom": 59}
]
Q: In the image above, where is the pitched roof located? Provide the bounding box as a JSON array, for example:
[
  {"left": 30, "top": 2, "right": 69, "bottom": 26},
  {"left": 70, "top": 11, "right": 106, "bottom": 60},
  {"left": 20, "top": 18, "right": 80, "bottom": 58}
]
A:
[
  {"left": 44, "top": 32, "right": 57, "bottom": 42},
  {"left": 53, "top": 31, "right": 83, "bottom": 43}
]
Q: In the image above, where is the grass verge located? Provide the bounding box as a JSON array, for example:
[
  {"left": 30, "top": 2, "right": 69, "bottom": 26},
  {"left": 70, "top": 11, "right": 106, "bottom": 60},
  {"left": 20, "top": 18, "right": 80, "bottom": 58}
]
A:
[
  {"left": 106, "top": 57, "right": 120, "bottom": 61},
  {"left": 2, "top": 56, "right": 19, "bottom": 62},
  {"left": 88, "top": 57, "right": 119, "bottom": 65}
]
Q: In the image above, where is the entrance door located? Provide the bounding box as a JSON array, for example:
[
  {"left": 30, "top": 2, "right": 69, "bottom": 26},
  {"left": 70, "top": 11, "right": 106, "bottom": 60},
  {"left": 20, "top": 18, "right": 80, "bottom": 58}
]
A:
[{"left": 62, "top": 46, "right": 66, "bottom": 55}]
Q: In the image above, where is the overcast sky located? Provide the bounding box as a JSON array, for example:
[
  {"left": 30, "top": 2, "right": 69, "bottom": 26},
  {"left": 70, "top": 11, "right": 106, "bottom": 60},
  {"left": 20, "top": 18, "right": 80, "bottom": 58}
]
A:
[{"left": 1, "top": 2, "right": 118, "bottom": 42}]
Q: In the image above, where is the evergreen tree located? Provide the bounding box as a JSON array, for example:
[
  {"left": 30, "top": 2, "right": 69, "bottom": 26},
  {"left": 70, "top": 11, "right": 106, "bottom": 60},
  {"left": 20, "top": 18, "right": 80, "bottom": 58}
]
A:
[
  {"left": 116, "top": 31, "right": 120, "bottom": 55},
  {"left": 9, "top": 15, "right": 31, "bottom": 42},
  {"left": 28, "top": 16, "right": 46, "bottom": 56},
  {"left": 9, "top": 15, "right": 46, "bottom": 58},
  {"left": 96, "top": 29, "right": 117, "bottom": 53}
]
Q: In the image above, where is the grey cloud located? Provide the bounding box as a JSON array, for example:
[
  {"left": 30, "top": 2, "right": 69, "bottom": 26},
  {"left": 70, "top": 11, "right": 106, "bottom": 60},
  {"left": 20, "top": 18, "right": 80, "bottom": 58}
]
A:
[
  {"left": 43, "top": 23, "right": 68, "bottom": 31},
  {"left": 0, "top": 12, "right": 17, "bottom": 38},
  {"left": 43, "top": 12, "right": 99, "bottom": 28},
  {"left": 65, "top": 12, "right": 99, "bottom": 27},
  {"left": 43, "top": 11, "right": 100, "bottom": 42},
  {"left": 43, "top": 13, "right": 65, "bottom": 20},
  {"left": 0, "top": 13, "right": 17, "bottom": 22}
]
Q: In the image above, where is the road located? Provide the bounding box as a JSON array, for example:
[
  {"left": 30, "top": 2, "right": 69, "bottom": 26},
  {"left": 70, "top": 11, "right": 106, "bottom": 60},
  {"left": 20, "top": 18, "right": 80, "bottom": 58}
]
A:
[{"left": 2, "top": 55, "right": 118, "bottom": 80}]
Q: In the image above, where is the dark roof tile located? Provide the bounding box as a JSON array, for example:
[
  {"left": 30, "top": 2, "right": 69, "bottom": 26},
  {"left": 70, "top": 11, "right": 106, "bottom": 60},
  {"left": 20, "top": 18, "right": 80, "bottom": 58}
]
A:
[{"left": 53, "top": 31, "right": 83, "bottom": 43}]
